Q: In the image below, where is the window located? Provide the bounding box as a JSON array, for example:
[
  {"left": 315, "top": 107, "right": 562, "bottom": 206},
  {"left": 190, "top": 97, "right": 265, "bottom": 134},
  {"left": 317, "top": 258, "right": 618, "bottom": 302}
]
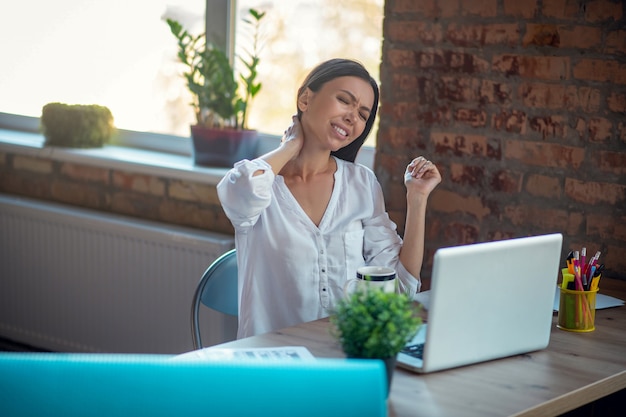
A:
[
  {"left": 235, "top": 0, "right": 384, "bottom": 147},
  {"left": 0, "top": 0, "right": 383, "bottom": 148}
]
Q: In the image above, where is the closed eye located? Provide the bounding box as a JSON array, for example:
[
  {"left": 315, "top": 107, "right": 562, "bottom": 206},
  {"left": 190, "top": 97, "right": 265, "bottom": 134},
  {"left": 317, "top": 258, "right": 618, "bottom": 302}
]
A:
[{"left": 338, "top": 93, "right": 369, "bottom": 121}]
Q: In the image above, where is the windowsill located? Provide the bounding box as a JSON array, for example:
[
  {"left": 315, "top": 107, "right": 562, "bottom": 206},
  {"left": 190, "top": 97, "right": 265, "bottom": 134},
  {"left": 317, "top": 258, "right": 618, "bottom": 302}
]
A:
[
  {"left": 0, "top": 128, "right": 232, "bottom": 185},
  {"left": 0, "top": 126, "right": 375, "bottom": 185}
]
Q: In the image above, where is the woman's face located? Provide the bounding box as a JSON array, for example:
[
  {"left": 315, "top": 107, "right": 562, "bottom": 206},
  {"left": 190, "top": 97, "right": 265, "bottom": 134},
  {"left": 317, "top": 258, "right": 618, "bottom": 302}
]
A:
[{"left": 298, "top": 76, "right": 374, "bottom": 152}]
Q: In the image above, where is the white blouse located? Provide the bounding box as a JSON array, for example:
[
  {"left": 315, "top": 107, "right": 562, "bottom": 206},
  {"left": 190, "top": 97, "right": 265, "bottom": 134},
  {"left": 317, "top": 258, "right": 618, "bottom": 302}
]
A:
[{"left": 217, "top": 157, "right": 420, "bottom": 338}]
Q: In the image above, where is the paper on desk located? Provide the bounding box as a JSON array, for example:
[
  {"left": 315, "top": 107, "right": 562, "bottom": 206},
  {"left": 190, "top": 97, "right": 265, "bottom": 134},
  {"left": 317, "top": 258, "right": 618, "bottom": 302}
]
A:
[
  {"left": 553, "top": 287, "right": 625, "bottom": 311},
  {"left": 173, "top": 346, "right": 316, "bottom": 362}
]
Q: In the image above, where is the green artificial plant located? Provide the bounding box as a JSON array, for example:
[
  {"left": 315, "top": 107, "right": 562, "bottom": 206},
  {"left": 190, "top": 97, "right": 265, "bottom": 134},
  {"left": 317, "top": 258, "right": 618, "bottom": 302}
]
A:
[
  {"left": 166, "top": 8, "right": 265, "bottom": 130},
  {"left": 331, "top": 288, "right": 422, "bottom": 359}
]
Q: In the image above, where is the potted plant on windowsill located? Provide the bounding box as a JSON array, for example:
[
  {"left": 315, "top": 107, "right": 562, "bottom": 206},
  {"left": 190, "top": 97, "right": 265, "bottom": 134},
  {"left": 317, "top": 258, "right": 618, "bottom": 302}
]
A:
[
  {"left": 166, "top": 8, "right": 265, "bottom": 167},
  {"left": 330, "top": 288, "right": 422, "bottom": 396}
]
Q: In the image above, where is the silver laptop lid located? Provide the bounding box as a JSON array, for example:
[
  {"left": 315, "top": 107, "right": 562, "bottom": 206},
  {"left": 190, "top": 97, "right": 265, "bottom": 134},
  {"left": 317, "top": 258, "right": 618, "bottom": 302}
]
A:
[{"left": 402, "top": 233, "right": 563, "bottom": 373}]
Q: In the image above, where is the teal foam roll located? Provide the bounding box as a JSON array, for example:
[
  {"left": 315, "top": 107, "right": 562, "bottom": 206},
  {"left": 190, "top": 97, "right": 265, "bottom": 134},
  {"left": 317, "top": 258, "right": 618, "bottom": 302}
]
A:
[{"left": 0, "top": 353, "right": 387, "bottom": 417}]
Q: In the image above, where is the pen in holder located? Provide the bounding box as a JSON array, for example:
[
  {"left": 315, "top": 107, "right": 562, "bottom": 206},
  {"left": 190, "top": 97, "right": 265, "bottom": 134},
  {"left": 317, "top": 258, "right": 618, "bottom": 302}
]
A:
[{"left": 557, "top": 287, "right": 598, "bottom": 332}]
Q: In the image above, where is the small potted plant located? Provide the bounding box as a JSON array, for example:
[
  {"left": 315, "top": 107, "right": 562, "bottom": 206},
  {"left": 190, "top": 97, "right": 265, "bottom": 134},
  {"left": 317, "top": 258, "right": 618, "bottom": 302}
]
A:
[
  {"left": 166, "top": 8, "right": 265, "bottom": 167},
  {"left": 40, "top": 102, "right": 115, "bottom": 148},
  {"left": 330, "top": 288, "right": 422, "bottom": 396}
]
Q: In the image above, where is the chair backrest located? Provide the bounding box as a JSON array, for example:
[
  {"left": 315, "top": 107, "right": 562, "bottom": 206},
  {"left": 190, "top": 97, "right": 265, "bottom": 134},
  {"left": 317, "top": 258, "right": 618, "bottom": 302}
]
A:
[
  {"left": 0, "top": 353, "right": 388, "bottom": 417},
  {"left": 191, "top": 248, "right": 238, "bottom": 349}
]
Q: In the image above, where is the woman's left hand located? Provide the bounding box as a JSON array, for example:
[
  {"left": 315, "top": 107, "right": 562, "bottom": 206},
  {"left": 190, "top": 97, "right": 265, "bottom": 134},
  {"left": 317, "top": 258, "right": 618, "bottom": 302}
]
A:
[{"left": 404, "top": 156, "right": 442, "bottom": 197}]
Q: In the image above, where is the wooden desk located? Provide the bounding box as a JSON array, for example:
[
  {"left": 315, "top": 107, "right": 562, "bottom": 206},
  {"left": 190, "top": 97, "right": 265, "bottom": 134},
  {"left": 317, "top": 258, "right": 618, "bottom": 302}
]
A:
[{"left": 216, "top": 279, "right": 626, "bottom": 417}]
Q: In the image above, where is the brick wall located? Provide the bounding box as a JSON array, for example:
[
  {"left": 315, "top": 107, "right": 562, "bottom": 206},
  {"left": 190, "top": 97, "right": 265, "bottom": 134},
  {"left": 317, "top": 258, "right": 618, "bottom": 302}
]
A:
[
  {"left": 0, "top": 153, "right": 234, "bottom": 235},
  {"left": 377, "top": 0, "right": 626, "bottom": 280}
]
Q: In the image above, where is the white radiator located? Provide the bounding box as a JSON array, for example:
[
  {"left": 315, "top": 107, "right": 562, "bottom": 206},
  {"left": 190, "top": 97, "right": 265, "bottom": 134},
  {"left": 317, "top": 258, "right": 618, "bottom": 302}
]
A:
[{"left": 0, "top": 194, "right": 236, "bottom": 354}]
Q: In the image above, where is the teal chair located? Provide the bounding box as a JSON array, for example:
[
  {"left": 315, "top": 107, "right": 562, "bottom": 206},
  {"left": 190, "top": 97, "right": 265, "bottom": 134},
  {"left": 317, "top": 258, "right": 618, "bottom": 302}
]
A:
[
  {"left": 191, "top": 248, "right": 238, "bottom": 348},
  {"left": 0, "top": 353, "right": 388, "bottom": 417}
]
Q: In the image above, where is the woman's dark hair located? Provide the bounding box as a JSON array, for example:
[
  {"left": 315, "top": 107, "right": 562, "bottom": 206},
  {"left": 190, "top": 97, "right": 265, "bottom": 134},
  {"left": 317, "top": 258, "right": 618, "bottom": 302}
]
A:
[{"left": 297, "top": 58, "right": 379, "bottom": 163}]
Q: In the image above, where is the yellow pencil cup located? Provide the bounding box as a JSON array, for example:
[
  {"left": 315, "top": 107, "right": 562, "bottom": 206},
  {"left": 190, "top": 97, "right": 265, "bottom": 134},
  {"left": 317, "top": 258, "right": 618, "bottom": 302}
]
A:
[{"left": 557, "top": 287, "right": 598, "bottom": 332}]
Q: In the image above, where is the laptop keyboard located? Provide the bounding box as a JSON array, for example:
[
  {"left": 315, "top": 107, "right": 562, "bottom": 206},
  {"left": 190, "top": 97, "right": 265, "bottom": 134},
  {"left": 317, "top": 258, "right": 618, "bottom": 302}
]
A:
[{"left": 401, "top": 343, "right": 425, "bottom": 359}]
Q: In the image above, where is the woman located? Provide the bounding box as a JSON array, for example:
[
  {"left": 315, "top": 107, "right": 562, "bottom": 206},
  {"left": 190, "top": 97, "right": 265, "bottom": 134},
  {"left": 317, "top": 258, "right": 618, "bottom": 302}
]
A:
[{"left": 217, "top": 58, "right": 441, "bottom": 338}]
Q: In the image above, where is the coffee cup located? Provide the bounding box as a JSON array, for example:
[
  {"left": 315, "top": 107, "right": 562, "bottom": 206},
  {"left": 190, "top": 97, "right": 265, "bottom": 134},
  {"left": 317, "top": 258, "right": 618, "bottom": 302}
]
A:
[{"left": 344, "top": 266, "right": 397, "bottom": 296}]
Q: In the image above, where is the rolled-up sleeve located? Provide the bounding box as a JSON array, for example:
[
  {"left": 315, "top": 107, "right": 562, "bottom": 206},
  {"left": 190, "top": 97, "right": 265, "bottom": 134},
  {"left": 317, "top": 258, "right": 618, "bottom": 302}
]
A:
[
  {"left": 362, "top": 174, "right": 421, "bottom": 298},
  {"left": 217, "top": 159, "right": 275, "bottom": 230}
]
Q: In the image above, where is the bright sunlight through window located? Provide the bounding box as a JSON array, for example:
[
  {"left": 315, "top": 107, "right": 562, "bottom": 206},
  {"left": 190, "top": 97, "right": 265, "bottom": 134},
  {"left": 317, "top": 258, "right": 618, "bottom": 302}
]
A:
[{"left": 0, "top": 0, "right": 383, "bottom": 146}]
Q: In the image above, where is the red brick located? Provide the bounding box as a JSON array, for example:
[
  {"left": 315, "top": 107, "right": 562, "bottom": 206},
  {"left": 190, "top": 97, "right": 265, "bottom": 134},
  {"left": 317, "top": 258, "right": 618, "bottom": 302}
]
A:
[
  {"left": 587, "top": 213, "right": 626, "bottom": 242},
  {"left": 392, "top": 73, "right": 420, "bottom": 94},
  {"left": 558, "top": 25, "right": 602, "bottom": 49},
  {"left": 0, "top": 172, "right": 51, "bottom": 199},
  {"left": 460, "top": 0, "right": 498, "bottom": 17},
  {"left": 486, "top": 230, "right": 518, "bottom": 241},
  {"left": 158, "top": 198, "right": 226, "bottom": 233},
  {"left": 525, "top": 174, "right": 562, "bottom": 198},
  {"left": 112, "top": 171, "right": 165, "bottom": 196},
  {"left": 381, "top": 126, "right": 426, "bottom": 151},
  {"left": 565, "top": 178, "right": 626, "bottom": 205},
  {"left": 50, "top": 179, "right": 104, "bottom": 209},
  {"left": 597, "top": 151, "right": 626, "bottom": 175},
  {"left": 493, "top": 55, "right": 570, "bottom": 80},
  {"left": 13, "top": 155, "right": 53, "bottom": 174},
  {"left": 503, "top": 0, "right": 538, "bottom": 18},
  {"left": 522, "top": 24, "right": 560, "bottom": 47},
  {"left": 60, "top": 162, "right": 109, "bottom": 184},
  {"left": 519, "top": 83, "right": 565, "bottom": 109},
  {"left": 619, "top": 122, "right": 626, "bottom": 143},
  {"left": 493, "top": 110, "right": 527, "bottom": 133},
  {"left": 490, "top": 170, "right": 523, "bottom": 193},
  {"left": 417, "top": 50, "right": 490, "bottom": 74},
  {"left": 587, "top": 118, "right": 613, "bottom": 143},
  {"left": 442, "top": 222, "right": 480, "bottom": 245},
  {"left": 449, "top": 162, "right": 485, "bottom": 186},
  {"left": 386, "top": 102, "right": 420, "bottom": 123},
  {"left": 519, "top": 83, "right": 601, "bottom": 112},
  {"left": 585, "top": 0, "right": 623, "bottom": 22},
  {"left": 392, "top": 0, "right": 437, "bottom": 15},
  {"left": 386, "top": 50, "right": 419, "bottom": 70},
  {"left": 455, "top": 108, "right": 487, "bottom": 127},
  {"left": 431, "top": 132, "right": 501, "bottom": 158},
  {"left": 529, "top": 115, "right": 568, "bottom": 139},
  {"left": 605, "top": 29, "right": 626, "bottom": 54},
  {"left": 416, "top": 107, "right": 452, "bottom": 127},
  {"left": 504, "top": 140, "right": 585, "bottom": 169},
  {"left": 438, "top": 0, "right": 461, "bottom": 17},
  {"left": 573, "top": 59, "right": 626, "bottom": 84},
  {"left": 446, "top": 23, "right": 520, "bottom": 48},
  {"left": 503, "top": 204, "right": 572, "bottom": 230},
  {"left": 439, "top": 76, "right": 473, "bottom": 102},
  {"left": 429, "top": 189, "right": 492, "bottom": 220},
  {"left": 574, "top": 118, "right": 587, "bottom": 139},
  {"left": 542, "top": 0, "right": 580, "bottom": 20},
  {"left": 479, "top": 80, "right": 513, "bottom": 104},
  {"left": 110, "top": 192, "right": 159, "bottom": 221},
  {"left": 376, "top": 152, "right": 412, "bottom": 182},
  {"left": 169, "top": 180, "right": 220, "bottom": 205},
  {"left": 607, "top": 92, "right": 626, "bottom": 113},
  {"left": 603, "top": 245, "right": 626, "bottom": 279},
  {"left": 385, "top": 22, "right": 443, "bottom": 44}
]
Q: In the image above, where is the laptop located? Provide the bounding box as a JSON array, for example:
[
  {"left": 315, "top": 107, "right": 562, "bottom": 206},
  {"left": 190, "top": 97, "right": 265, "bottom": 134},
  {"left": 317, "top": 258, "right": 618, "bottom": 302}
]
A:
[{"left": 398, "top": 233, "right": 563, "bottom": 374}]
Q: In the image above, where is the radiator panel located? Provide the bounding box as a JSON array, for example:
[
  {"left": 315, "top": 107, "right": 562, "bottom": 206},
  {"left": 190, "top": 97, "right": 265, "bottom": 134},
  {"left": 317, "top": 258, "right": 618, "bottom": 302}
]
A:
[{"left": 0, "top": 194, "right": 236, "bottom": 353}]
